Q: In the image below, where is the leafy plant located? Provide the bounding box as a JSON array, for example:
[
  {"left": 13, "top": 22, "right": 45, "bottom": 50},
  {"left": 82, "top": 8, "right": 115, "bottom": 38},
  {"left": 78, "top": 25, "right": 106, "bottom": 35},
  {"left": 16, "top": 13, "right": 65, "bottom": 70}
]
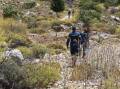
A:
[
  {"left": 17, "top": 47, "right": 33, "bottom": 59},
  {"left": 51, "top": 0, "right": 65, "bottom": 17},
  {"left": 23, "top": 0, "right": 36, "bottom": 9},
  {"left": 0, "top": 58, "right": 26, "bottom": 89},
  {"left": 32, "top": 44, "right": 48, "bottom": 58},
  {"left": 24, "top": 62, "right": 61, "bottom": 88},
  {"left": 3, "top": 4, "right": 18, "bottom": 18},
  {"left": 79, "top": 0, "right": 101, "bottom": 24}
]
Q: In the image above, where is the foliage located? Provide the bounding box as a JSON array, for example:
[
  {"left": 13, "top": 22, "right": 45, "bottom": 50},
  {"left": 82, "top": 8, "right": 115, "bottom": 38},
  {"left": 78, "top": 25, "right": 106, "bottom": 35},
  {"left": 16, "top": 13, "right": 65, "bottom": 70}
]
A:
[
  {"left": 104, "top": 0, "right": 119, "bottom": 6},
  {"left": 47, "top": 43, "right": 66, "bottom": 54},
  {"left": 79, "top": 0, "right": 101, "bottom": 24},
  {"left": 30, "top": 28, "right": 47, "bottom": 34},
  {"left": 23, "top": 16, "right": 38, "bottom": 28},
  {"left": 0, "top": 42, "right": 7, "bottom": 52},
  {"left": 17, "top": 46, "right": 33, "bottom": 59},
  {"left": 102, "top": 78, "right": 119, "bottom": 89},
  {"left": 0, "top": 18, "right": 27, "bottom": 35},
  {"left": 3, "top": 4, "right": 18, "bottom": 18},
  {"left": 0, "top": 18, "right": 31, "bottom": 48},
  {"left": 32, "top": 44, "right": 48, "bottom": 58},
  {"left": 95, "top": 3, "right": 106, "bottom": 12},
  {"left": 23, "top": 0, "right": 36, "bottom": 9},
  {"left": 51, "top": 0, "right": 65, "bottom": 13},
  {"left": 8, "top": 33, "right": 31, "bottom": 48},
  {"left": 47, "top": 43, "right": 66, "bottom": 50},
  {"left": 0, "top": 58, "right": 26, "bottom": 89},
  {"left": 71, "top": 63, "right": 94, "bottom": 81},
  {"left": 24, "top": 62, "right": 61, "bottom": 88},
  {"left": 100, "top": 64, "right": 120, "bottom": 89},
  {"left": 115, "top": 26, "right": 120, "bottom": 34}
]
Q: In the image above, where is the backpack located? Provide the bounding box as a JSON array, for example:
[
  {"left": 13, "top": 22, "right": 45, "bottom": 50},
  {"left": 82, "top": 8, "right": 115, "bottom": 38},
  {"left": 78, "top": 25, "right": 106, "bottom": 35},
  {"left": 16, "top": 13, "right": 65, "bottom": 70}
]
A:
[{"left": 69, "top": 32, "right": 80, "bottom": 45}]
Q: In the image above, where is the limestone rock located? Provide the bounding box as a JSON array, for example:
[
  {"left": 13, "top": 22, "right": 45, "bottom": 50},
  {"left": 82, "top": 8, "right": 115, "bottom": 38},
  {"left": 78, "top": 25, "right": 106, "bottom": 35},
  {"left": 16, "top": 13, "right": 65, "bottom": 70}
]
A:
[{"left": 4, "top": 48, "right": 24, "bottom": 60}]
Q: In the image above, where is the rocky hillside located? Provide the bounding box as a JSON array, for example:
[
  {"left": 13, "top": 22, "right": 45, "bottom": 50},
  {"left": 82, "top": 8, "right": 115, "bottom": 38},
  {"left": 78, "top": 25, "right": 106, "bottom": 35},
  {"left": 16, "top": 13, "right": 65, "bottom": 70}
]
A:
[{"left": 0, "top": 0, "right": 120, "bottom": 89}]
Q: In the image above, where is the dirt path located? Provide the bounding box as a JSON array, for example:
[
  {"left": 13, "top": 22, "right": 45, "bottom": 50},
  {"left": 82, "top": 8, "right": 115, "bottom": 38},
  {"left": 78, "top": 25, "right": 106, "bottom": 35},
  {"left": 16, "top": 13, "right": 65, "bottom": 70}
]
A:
[
  {"left": 48, "top": 38, "right": 120, "bottom": 89},
  {"left": 28, "top": 32, "right": 120, "bottom": 89}
]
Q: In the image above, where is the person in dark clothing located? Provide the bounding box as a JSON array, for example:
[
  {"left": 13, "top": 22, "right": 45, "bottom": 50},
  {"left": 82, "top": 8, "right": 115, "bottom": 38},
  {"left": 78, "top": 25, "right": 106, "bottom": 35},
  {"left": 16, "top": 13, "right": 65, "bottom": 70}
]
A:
[
  {"left": 66, "top": 26, "right": 81, "bottom": 67},
  {"left": 68, "top": 9, "right": 71, "bottom": 19},
  {"left": 82, "top": 24, "right": 90, "bottom": 58}
]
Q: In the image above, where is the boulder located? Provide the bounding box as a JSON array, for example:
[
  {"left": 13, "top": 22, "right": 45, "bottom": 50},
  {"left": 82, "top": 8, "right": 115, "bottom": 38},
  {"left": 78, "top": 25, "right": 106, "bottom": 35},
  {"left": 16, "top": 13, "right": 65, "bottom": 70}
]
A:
[{"left": 4, "top": 48, "right": 24, "bottom": 60}]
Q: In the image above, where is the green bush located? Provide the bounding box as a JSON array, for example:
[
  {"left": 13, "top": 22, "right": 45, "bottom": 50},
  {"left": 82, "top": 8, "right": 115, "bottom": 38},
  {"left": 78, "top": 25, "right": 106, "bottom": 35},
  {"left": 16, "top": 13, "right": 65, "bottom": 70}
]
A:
[
  {"left": 0, "top": 18, "right": 30, "bottom": 47},
  {"left": 115, "top": 26, "right": 120, "bottom": 34},
  {"left": 0, "top": 58, "right": 61, "bottom": 88},
  {"left": 32, "top": 44, "right": 48, "bottom": 58},
  {"left": 79, "top": 0, "right": 101, "bottom": 24},
  {"left": 0, "top": 58, "right": 26, "bottom": 89},
  {"left": 8, "top": 33, "right": 31, "bottom": 48},
  {"left": 95, "top": 3, "right": 106, "bottom": 12},
  {"left": 17, "top": 47, "right": 33, "bottom": 59},
  {"left": 24, "top": 62, "right": 61, "bottom": 88},
  {"left": 47, "top": 43, "right": 66, "bottom": 50},
  {"left": 104, "top": 0, "right": 119, "bottom": 7},
  {"left": 0, "top": 42, "right": 7, "bottom": 52},
  {"left": 23, "top": 0, "right": 36, "bottom": 9},
  {"left": 3, "top": 5, "right": 18, "bottom": 18},
  {"left": 47, "top": 43, "right": 66, "bottom": 54},
  {"left": 30, "top": 27, "right": 47, "bottom": 34},
  {"left": 51, "top": 0, "right": 65, "bottom": 17}
]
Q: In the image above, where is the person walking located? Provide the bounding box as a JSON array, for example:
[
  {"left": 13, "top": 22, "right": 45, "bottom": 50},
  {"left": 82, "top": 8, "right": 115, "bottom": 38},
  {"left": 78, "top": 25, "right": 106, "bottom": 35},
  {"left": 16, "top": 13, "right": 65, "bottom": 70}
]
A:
[
  {"left": 66, "top": 26, "right": 81, "bottom": 67},
  {"left": 68, "top": 9, "right": 72, "bottom": 19},
  {"left": 82, "top": 24, "right": 90, "bottom": 58}
]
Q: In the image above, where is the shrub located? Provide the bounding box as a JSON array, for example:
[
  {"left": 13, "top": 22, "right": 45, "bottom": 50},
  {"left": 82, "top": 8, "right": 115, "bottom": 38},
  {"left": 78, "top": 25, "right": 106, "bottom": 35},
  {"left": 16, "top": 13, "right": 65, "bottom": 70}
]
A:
[
  {"left": 0, "top": 58, "right": 26, "bottom": 89},
  {"left": 30, "top": 28, "right": 46, "bottom": 34},
  {"left": 79, "top": 0, "right": 101, "bottom": 24},
  {"left": 0, "top": 18, "right": 31, "bottom": 47},
  {"left": 51, "top": 0, "right": 65, "bottom": 17},
  {"left": 3, "top": 4, "right": 18, "bottom": 18},
  {"left": 52, "top": 20, "right": 63, "bottom": 26},
  {"left": 95, "top": 3, "right": 106, "bottom": 12},
  {"left": 102, "top": 78, "right": 119, "bottom": 89},
  {"left": 24, "top": 62, "right": 61, "bottom": 88},
  {"left": 17, "top": 47, "right": 33, "bottom": 59},
  {"left": 32, "top": 44, "right": 48, "bottom": 58},
  {"left": 0, "top": 18, "right": 27, "bottom": 34},
  {"left": 115, "top": 26, "right": 120, "bottom": 34},
  {"left": 0, "top": 31, "right": 7, "bottom": 42},
  {"left": 47, "top": 43, "right": 66, "bottom": 54},
  {"left": 47, "top": 43, "right": 66, "bottom": 50},
  {"left": 0, "top": 42, "right": 7, "bottom": 52},
  {"left": 8, "top": 33, "right": 31, "bottom": 48},
  {"left": 23, "top": 0, "right": 36, "bottom": 9},
  {"left": 70, "top": 63, "right": 94, "bottom": 81}
]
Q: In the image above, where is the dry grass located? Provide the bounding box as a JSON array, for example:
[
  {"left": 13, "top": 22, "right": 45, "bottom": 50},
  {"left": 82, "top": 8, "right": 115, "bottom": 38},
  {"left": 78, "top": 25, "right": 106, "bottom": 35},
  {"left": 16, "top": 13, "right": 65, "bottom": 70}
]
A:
[{"left": 70, "top": 63, "right": 94, "bottom": 81}]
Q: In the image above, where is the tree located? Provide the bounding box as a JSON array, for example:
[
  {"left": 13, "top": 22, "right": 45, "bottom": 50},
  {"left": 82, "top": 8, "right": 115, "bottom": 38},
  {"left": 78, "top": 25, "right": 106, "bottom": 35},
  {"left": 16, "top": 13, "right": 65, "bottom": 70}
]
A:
[
  {"left": 79, "top": 0, "right": 101, "bottom": 25},
  {"left": 51, "top": 0, "right": 65, "bottom": 17}
]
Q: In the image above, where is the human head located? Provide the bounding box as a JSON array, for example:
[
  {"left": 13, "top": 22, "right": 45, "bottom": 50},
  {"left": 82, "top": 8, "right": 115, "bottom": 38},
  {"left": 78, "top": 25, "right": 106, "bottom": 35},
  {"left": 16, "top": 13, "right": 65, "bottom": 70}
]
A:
[{"left": 72, "top": 26, "right": 76, "bottom": 31}]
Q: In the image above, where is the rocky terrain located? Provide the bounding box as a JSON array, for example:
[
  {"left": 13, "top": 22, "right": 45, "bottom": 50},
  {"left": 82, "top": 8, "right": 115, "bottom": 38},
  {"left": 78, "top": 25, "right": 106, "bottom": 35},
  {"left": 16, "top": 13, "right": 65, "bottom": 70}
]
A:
[{"left": 0, "top": 0, "right": 120, "bottom": 89}]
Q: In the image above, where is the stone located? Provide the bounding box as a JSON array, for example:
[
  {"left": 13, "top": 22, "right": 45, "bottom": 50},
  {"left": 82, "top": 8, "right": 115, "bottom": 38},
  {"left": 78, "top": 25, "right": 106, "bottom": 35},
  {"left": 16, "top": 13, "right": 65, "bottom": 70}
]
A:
[{"left": 4, "top": 48, "right": 24, "bottom": 60}]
